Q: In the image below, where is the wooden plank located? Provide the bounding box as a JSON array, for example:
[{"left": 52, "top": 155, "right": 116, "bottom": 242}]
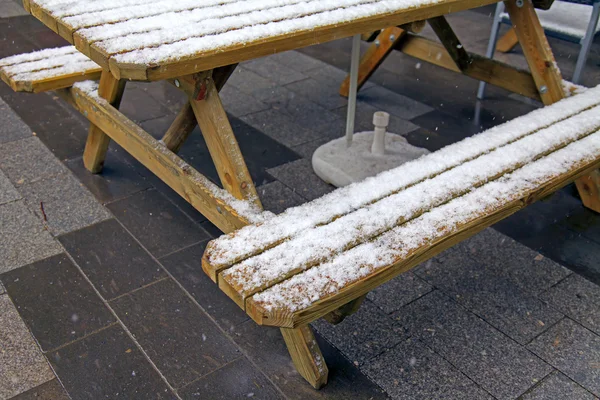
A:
[
  {"left": 247, "top": 153, "right": 600, "bottom": 327},
  {"left": 322, "top": 294, "right": 367, "bottom": 324},
  {"left": 575, "top": 169, "right": 600, "bottom": 213},
  {"left": 398, "top": 35, "right": 541, "bottom": 100},
  {"left": 427, "top": 16, "right": 471, "bottom": 71},
  {"left": 21, "top": 0, "right": 31, "bottom": 13},
  {"left": 339, "top": 27, "right": 406, "bottom": 97},
  {"left": 100, "top": 0, "right": 500, "bottom": 81},
  {"left": 82, "top": 71, "right": 126, "bottom": 173},
  {"left": 496, "top": 27, "right": 519, "bottom": 53},
  {"left": 29, "top": 2, "right": 59, "bottom": 33},
  {"left": 280, "top": 326, "right": 328, "bottom": 389},
  {"left": 0, "top": 69, "right": 102, "bottom": 93},
  {"left": 65, "top": 84, "right": 253, "bottom": 233}
]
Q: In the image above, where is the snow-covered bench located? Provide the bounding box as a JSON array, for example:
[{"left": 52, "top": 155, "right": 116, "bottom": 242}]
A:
[{"left": 203, "top": 86, "right": 600, "bottom": 388}]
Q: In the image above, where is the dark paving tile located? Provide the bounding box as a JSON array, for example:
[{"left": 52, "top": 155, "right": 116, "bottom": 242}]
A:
[
  {"left": 411, "top": 109, "right": 483, "bottom": 144},
  {"left": 363, "top": 338, "right": 493, "bottom": 400},
  {"left": 285, "top": 77, "right": 348, "bottom": 110},
  {"left": 1, "top": 254, "right": 115, "bottom": 352},
  {"left": 159, "top": 240, "right": 249, "bottom": 330},
  {"left": 11, "top": 379, "right": 70, "bottom": 400},
  {"left": 132, "top": 81, "right": 186, "bottom": 114},
  {"left": 267, "top": 50, "right": 329, "bottom": 73},
  {"left": 358, "top": 85, "right": 433, "bottom": 120},
  {"left": 393, "top": 291, "right": 552, "bottom": 400},
  {"left": 0, "top": 97, "right": 30, "bottom": 144},
  {"left": 227, "top": 66, "right": 278, "bottom": 94},
  {"left": 231, "top": 320, "right": 388, "bottom": 400},
  {"left": 243, "top": 56, "right": 308, "bottom": 85},
  {"left": 138, "top": 113, "right": 176, "bottom": 140},
  {"left": 331, "top": 100, "right": 420, "bottom": 135},
  {"left": 119, "top": 86, "right": 172, "bottom": 123},
  {"left": 48, "top": 324, "right": 175, "bottom": 399},
  {"left": 520, "top": 370, "right": 597, "bottom": 400},
  {"left": 312, "top": 300, "right": 407, "bottom": 364},
  {"left": 528, "top": 318, "right": 600, "bottom": 397},
  {"left": 540, "top": 274, "right": 600, "bottom": 336},
  {"left": 220, "top": 85, "right": 270, "bottom": 117},
  {"left": 0, "top": 17, "right": 40, "bottom": 59},
  {"left": 106, "top": 189, "right": 209, "bottom": 258},
  {"left": 267, "top": 159, "right": 335, "bottom": 201},
  {"left": 367, "top": 272, "right": 433, "bottom": 314},
  {"left": 110, "top": 278, "right": 240, "bottom": 388},
  {"left": 178, "top": 357, "right": 283, "bottom": 399},
  {"left": 562, "top": 204, "right": 600, "bottom": 247},
  {"left": 59, "top": 219, "right": 167, "bottom": 300},
  {"left": 291, "top": 137, "right": 332, "bottom": 160},
  {"left": 403, "top": 127, "right": 452, "bottom": 152},
  {"left": 256, "top": 180, "right": 306, "bottom": 215}
]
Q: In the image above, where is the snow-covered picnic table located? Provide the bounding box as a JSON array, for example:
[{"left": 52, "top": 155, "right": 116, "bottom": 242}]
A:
[{"left": 3, "top": 0, "right": 599, "bottom": 390}]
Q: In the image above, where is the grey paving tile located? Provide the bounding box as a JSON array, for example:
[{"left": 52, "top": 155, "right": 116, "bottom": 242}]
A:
[
  {"left": 367, "top": 272, "right": 433, "bottom": 314},
  {"left": 291, "top": 137, "right": 331, "bottom": 160},
  {"left": 256, "top": 180, "right": 306, "bottom": 215},
  {"left": 59, "top": 219, "right": 167, "bottom": 300},
  {"left": 285, "top": 77, "right": 349, "bottom": 110},
  {"left": 0, "top": 137, "right": 68, "bottom": 186},
  {"left": 302, "top": 63, "right": 374, "bottom": 90},
  {"left": 219, "top": 85, "right": 271, "bottom": 117},
  {"left": 0, "top": 280, "right": 5, "bottom": 295},
  {"left": 119, "top": 86, "right": 172, "bottom": 123},
  {"left": 312, "top": 300, "right": 406, "bottom": 364},
  {"left": 332, "top": 100, "right": 421, "bottom": 135},
  {"left": 178, "top": 357, "right": 283, "bottom": 399},
  {"left": 243, "top": 56, "right": 308, "bottom": 85},
  {"left": 540, "top": 274, "right": 600, "bottom": 336},
  {"left": 48, "top": 324, "right": 176, "bottom": 399},
  {"left": 12, "top": 379, "right": 70, "bottom": 400},
  {"left": 159, "top": 240, "right": 250, "bottom": 331},
  {"left": 520, "top": 370, "right": 597, "bottom": 400},
  {"left": 240, "top": 108, "right": 324, "bottom": 148},
  {"left": 528, "top": 318, "right": 600, "bottom": 397},
  {"left": 0, "top": 98, "right": 30, "bottom": 143},
  {"left": 110, "top": 278, "right": 240, "bottom": 388},
  {"left": 0, "top": 200, "right": 62, "bottom": 273},
  {"left": 268, "top": 50, "right": 330, "bottom": 72},
  {"left": 106, "top": 189, "right": 210, "bottom": 258},
  {"left": 19, "top": 172, "right": 112, "bottom": 236},
  {"left": 0, "top": 295, "right": 54, "bottom": 399},
  {"left": 393, "top": 291, "right": 553, "bottom": 400},
  {"left": 267, "top": 159, "right": 335, "bottom": 201},
  {"left": 0, "top": 168, "right": 20, "bottom": 205},
  {"left": 227, "top": 65, "right": 278, "bottom": 94},
  {"left": 363, "top": 338, "right": 493, "bottom": 400},
  {"left": 359, "top": 85, "right": 433, "bottom": 120},
  {"left": 0, "top": 0, "right": 28, "bottom": 17}
]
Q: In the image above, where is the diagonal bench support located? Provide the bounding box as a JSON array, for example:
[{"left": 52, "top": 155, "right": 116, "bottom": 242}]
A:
[{"left": 280, "top": 325, "right": 328, "bottom": 389}]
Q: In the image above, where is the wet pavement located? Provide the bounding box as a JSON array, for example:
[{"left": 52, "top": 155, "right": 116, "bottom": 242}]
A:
[{"left": 1, "top": 1, "right": 600, "bottom": 399}]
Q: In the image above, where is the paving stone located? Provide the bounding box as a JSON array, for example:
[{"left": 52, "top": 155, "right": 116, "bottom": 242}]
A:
[
  {"left": 312, "top": 300, "right": 407, "bottom": 364},
  {"left": 363, "top": 338, "right": 493, "bottom": 400},
  {"left": 332, "top": 100, "right": 421, "bottom": 134},
  {"left": 110, "top": 278, "right": 240, "bottom": 388},
  {"left": 243, "top": 56, "right": 308, "bottom": 85},
  {"left": 540, "top": 274, "right": 600, "bottom": 336},
  {"left": 240, "top": 108, "right": 324, "bottom": 147},
  {"left": 59, "top": 219, "right": 167, "bottom": 300},
  {"left": 520, "top": 371, "right": 596, "bottom": 400},
  {"left": 393, "top": 291, "right": 553, "bottom": 400},
  {"left": 2, "top": 254, "right": 115, "bottom": 352},
  {"left": 268, "top": 50, "right": 330, "bottom": 72},
  {"left": 291, "top": 137, "right": 332, "bottom": 159},
  {"left": 367, "top": 272, "right": 433, "bottom": 314},
  {"left": 134, "top": 80, "right": 186, "bottom": 113},
  {"left": 0, "top": 280, "right": 5, "bottom": 295},
  {"left": 302, "top": 63, "right": 374, "bottom": 90},
  {"left": 267, "top": 159, "right": 335, "bottom": 201},
  {"left": 256, "top": 181, "right": 306, "bottom": 215},
  {"left": 417, "top": 247, "right": 564, "bottom": 345},
  {"left": 19, "top": 173, "right": 112, "bottom": 235},
  {"left": 0, "top": 295, "right": 55, "bottom": 399},
  {"left": 410, "top": 108, "right": 483, "bottom": 143},
  {"left": 528, "top": 318, "right": 600, "bottom": 397},
  {"left": 0, "top": 137, "right": 68, "bottom": 186},
  {"left": 0, "top": 200, "right": 62, "bottom": 273},
  {"left": 355, "top": 85, "right": 433, "bottom": 120},
  {"left": 0, "top": 0, "right": 28, "bottom": 17},
  {"left": 403, "top": 127, "right": 452, "bottom": 152},
  {"left": 231, "top": 320, "right": 388, "bottom": 400},
  {"left": 178, "top": 357, "right": 283, "bottom": 399},
  {"left": 119, "top": 86, "right": 172, "bottom": 123},
  {"left": 159, "top": 240, "right": 249, "bottom": 331},
  {"left": 107, "top": 189, "right": 210, "bottom": 258},
  {"left": 0, "top": 98, "right": 30, "bottom": 143},
  {"left": 48, "top": 324, "right": 176, "bottom": 399},
  {"left": 227, "top": 66, "right": 278, "bottom": 94},
  {"left": 0, "top": 168, "right": 20, "bottom": 205},
  {"left": 285, "top": 77, "right": 349, "bottom": 110},
  {"left": 219, "top": 84, "right": 271, "bottom": 117},
  {"left": 12, "top": 379, "right": 70, "bottom": 400}
]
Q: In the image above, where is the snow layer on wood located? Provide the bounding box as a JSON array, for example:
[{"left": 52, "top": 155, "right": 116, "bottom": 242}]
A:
[
  {"left": 206, "top": 85, "right": 600, "bottom": 269},
  {"left": 1, "top": 52, "right": 97, "bottom": 77},
  {"left": 0, "top": 46, "right": 78, "bottom": 67},
  {"left": 251, "top": 130, "right": 600, "bottom": 313},
  {"left": 222, "top": 105, "right": 600, "bottom": 298}
]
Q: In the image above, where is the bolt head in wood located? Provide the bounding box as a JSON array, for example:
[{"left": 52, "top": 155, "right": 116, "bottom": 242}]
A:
[
  {"left": 516, "top": 0, "right": 524, "bottom": 7},
  {"left": 539, "top": 85, "right": 548, "bottom": 94},
  {"left": 174, "top": 79, "right": 180, "bottom": 88}
]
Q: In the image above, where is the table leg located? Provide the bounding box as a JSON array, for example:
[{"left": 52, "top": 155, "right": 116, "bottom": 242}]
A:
[
  {"left": 82, "top": 70, "right": 125, "bottom": 173},
  {"left": 322, "top": 294, "right": 367, "bottom": 325},
  {"left": 496, "top": 27, "right": 519, "bottom": 53},
  {"left": 280, "top": 325, "right": 328, "bottom": 389},
  {"left": 505, "top": 0, "right": 600, "bottom": 212}
]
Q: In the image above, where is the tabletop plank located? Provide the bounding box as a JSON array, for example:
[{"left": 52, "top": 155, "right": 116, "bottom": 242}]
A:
[{"left": 28, "top": 0, "right": 500, "bottom": 81}]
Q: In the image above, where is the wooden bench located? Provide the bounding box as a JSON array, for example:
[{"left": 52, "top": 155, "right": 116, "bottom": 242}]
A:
[{"left": 203, "top": 85, "right": 600, "bottom": 388}]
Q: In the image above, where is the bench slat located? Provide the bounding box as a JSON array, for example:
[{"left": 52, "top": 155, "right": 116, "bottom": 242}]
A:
[
  {"left": 218, "top": 104, "right": 600, "bottom": 308},
  {"left": 246, "top": 129, "right": 600, "bottom": 327},
  {"left": 202, "top": 85, "right": 600, "bottom": 281}
]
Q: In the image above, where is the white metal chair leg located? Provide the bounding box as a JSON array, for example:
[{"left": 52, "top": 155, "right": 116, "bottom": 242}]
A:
[
  {"left": 572, "top": 0, "right": 600, "bottom": 84},
  {"left": 345, "top": 34, "right": 361, "bottom": 147},
  {"left": 477, "top": 2, "right": 505, "bottom": 100}
]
